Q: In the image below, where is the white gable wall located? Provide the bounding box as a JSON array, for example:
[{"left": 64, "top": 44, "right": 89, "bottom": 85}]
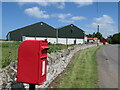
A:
[
  {"left": 23, "top": 36, "right": 57, "bottom": 44},
  {"left": 23, "top": 36, "right": 84, "bottom": 44},
  {"left": 76, "top": 39, "right": 84, "bottom": 44},
  {"left": 68, "top": 38, "right": 75, "bottom": 44},
  {"left": 23, "top": 36, "right": 35, "bottom": 40},
  {"left": 36, "top": 37, "right": 47, "bottom": 40},
  {"left": 57, "top": 38, "right": 66, "bottom": 44},
  {"left": 47, "top": 38, "right": 57, "bottom": 44}
]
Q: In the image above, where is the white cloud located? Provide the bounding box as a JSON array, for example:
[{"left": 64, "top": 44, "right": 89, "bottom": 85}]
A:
[
  {"left": 17, "top": 0, "right": 64, "bottom": 2},
  {"left": 52, "top": 13, "right": 86, "bottom": 23},
  {"left": 18, "top": 0, "right": 90, "bottom": 23},
  {"left": 5, "top": 0, "right": 119, "bottom": 2},
  {"left": 24, "top": 7, "right": 86, "bottom": 23},
  {"left": 56, "top": 2, "right": 65, "bottom": 9},
  {"left": 71, "top": 16, "right": 86, "bottom": 20},
  {"left": 17, "top": 0, "right": 93, "bottom": 8},
  {"left": 24, "top": 7, "right": 49, "bottom": 18},
  {"left": 89, "top": 15, "right": 118, "bottom": 37},
  {"left": 74, "top": 0, "right": 93, "bottom": 7},
  {"left": 52, "top": 13, "right": 71, "bottom": 19},
  {"left": 37, "top": 2, "right": 65, "bottom": 9},
  {"left": 74, "top": 2, "right": 93, "bottom": 7},
  {"left": 51, "top": 13, "right": 73, "bottom": 23},
  {"left": 91, "top": 15, "right": 114, "bottom": 28},
  {"left": 37, "top": 2, "right": 51, "bottom": 6},
  {"left": 18, "top": 0, "right": 65, "bottom": 9},
  {"left": 59, "top": 19, "right": 74, "bottom": 23}
]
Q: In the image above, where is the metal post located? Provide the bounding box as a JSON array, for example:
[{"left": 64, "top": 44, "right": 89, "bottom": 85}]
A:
[
  {"left": 97, "top": 25, "right": 99, "bottom": 32},
  {"left": 29, "top": 84, "right": 35, "bottom": 90},
  {"left": 66, "top": 38, "right": 68, "bottom": 48},
  {"left": 8, "top": 33, "right": 10, "bottom": 41},
  {"left": 56, "top": 29, "right": 58, "bottom": 44},
  {"left": 35, "top": 36, "right": 36, "bottom": 40}
]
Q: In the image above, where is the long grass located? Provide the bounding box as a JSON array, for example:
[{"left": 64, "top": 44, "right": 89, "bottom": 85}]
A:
[
  {"left": 1, "top": 41, "right": 74, "bottom": 68},
  {"left": 55, "top": 46, "right": 101, "bottom": 88},
  {"left": 1, "top": 41, "right": 21, "bottom": 68}
]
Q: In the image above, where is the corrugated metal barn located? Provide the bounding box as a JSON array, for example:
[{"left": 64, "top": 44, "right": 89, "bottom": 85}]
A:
[
  {"left": 57, "top": 24, "right": 84, "bottom": 44},
  {"left": 7, "top": 22, "right": 85, "bottom": 44}
]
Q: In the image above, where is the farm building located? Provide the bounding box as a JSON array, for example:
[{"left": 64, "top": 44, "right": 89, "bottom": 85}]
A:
[
  {"left": 57, "top": 24, "right": 85, "bottom": 44},
  {"left": 87, "top": 37, "right": 100, "bottom": 43},
  {"left": 6, "top": 22, "right": 85, "bottom": 44},
  {"left": 100, "top": 38, "right": 108, "bottom": 44},
  {"left": 6, "top": 22, "right": 56, "bottom": 43}
]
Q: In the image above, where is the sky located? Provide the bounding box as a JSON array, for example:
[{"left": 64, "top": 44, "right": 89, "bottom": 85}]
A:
[{"left": 1, "top": 1, "right": 118, "bottom": 39}]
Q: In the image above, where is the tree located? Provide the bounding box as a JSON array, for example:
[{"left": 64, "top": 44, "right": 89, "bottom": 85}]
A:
[
  {"left": 112, "top": 33, "right": 120, "bottom": 44},
  {"left": 86, "top": 32, "right": 103, "bottom": 40},
  {"left": 92, "top": 32, "right": 96, "bottom": 38},
  {"left": 95, "top": 32, "right": 103, "bottom": 40},
  {"left": 87, "top": 34, "right": 92, "bottom": 38},
  {"left": 107, "top": 35, "right": 113, "bottom": 44},
  {"left": 107, "top": 32, "right": 120, "bottom": 44}
]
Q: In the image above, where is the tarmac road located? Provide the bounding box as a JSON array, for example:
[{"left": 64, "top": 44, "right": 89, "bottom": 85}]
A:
[{"left": 97, "top": 44, "right": 119, "bottom": 88}]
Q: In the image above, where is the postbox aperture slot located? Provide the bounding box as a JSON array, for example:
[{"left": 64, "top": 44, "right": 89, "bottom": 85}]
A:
[
  {"left": 42, "top": 50, "right": 47, "bottom": 54},
  {"left": 41, "top": 46, "right": 49, "bottom": 50},
  {"left": 41, "top": 57, "right": 47, "bottom": 60},
  {"left": 42, "top": 40, "right": 47, "bottom": 42}
]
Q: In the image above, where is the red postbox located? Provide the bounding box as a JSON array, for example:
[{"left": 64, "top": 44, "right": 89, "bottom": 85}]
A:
[{"left": 17, "top": 40, "right": 49, "bottom": 85}]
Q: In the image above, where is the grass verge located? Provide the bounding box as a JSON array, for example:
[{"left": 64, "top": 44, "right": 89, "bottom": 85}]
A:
[
  {"left": 54, "top": 46, "right": 101, "bottom": 88},
  {"left": 1, "top": 41, "right": 75, "bottom": 68}
]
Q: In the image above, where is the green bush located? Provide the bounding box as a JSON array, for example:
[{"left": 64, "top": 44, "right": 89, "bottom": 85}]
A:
[{"left": 107, "top": 33, "right": 120, "bottom": 44}]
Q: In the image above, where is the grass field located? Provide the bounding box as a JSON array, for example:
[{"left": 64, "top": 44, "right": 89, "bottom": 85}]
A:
[
  {"left": 1, "top": 41, "right": 21, "bottom": 68},
  {"left": 54, "top": 46, "right": 101, "bottom": 88},
  {"left": 1, "top": 41, "right": 74, "bottom": 68}
]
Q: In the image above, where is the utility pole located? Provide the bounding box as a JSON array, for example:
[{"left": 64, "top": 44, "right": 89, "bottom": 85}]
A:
[
  {"left": 97, "top": 25, "right": 100, "bottom": 46},
  {"left": 97, "top": 25, "right": 99, "bottom": 33}
]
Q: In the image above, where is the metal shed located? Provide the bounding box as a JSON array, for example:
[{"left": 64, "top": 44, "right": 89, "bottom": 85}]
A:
[
  {"left": 57, "top": 24, "right": 84, "bottom": 38},
  {"left": 7, "top": 22, "right": 56, "bottom": 41},
  {"left": 56, "top": 24, "right": 85, "bottom": 44},
  {"left": 6, "top": 22, "right": 85, "bottom": 44}
]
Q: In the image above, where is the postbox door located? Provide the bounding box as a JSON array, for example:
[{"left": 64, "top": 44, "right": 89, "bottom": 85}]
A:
[
  {"left": 37, "top": 41, "right": 48, "bottom": 85},
  {"left": 17, "top": 40, "right": 40, "bottom": 84}
]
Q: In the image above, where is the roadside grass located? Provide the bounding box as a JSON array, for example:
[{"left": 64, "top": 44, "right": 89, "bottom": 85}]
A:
[
  {"left": 1, "top": 41, "right": 74, "bottom": 68},
  {"left": 48, "top": 44, "right": 74, "bottom": 53},
  {"left": 55, "top": 46, "right": 101, "bottom": 88},
  {"left": 1, "top": 42, "right": 21, "bottom": 68}
]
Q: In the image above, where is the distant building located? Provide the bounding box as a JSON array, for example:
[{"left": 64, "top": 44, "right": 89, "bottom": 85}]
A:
[
  {"left": 100, "top": 38, "right": 108, "bottom": 44},
  {"left": 57, "top": 24, "right": 85, "bottom": 44},
  {"left": 6, "top": 22, "right": 85, "bottom": 44},
  {"left": 87, "top": 37, "right": 100, "bottom": 43},
  {"left": 0, "top": 39, "right": 7, "bottom": 41}
]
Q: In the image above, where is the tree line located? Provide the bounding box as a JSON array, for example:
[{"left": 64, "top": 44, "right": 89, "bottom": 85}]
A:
[
  {"left": 107, "top": 32, "right": 120, "bottom": 44},
  {"left": 86, "top": 32, "right": 103, "bottom": 40},
  {"left": 86, "top": 32, "right": 120, "bottom": 44}
]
